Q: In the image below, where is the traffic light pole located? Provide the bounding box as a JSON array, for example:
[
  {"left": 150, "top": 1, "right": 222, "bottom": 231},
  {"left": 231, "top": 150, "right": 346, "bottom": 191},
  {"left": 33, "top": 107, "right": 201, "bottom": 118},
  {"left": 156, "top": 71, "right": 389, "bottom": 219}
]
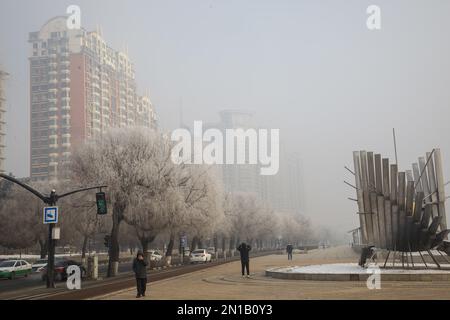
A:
[{"left": 0, "top": 173, "right": 106, "bottom": 289}]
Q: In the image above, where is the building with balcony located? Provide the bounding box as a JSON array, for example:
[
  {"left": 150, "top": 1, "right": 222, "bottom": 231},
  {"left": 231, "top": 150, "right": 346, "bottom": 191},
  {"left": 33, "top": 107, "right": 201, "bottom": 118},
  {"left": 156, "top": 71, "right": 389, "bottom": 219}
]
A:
[
  {"left": 0, "top": 69, "right": 7, "bottom": 174},
  {"left": 29, "top": 16, "right": 157, "bottom": 180}
]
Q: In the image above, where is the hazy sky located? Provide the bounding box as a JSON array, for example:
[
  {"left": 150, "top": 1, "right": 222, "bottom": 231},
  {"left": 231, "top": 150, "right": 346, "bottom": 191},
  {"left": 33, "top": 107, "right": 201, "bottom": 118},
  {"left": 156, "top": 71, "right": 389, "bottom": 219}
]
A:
[{"left": 1, "top": 0, "right": 450, "bottom": 235}]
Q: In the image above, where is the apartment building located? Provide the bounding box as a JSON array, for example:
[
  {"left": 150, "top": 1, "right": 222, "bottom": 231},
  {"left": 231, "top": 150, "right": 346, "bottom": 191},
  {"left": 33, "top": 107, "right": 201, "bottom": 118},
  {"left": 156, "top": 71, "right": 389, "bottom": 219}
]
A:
[{"left": 29, "top": 16, "right": 156, "bottom": 179}]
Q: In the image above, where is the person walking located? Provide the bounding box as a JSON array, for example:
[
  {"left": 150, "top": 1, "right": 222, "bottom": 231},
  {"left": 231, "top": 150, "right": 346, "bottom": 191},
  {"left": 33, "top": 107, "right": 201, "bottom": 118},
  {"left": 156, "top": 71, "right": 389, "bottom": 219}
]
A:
[
  {"left": 237, "top": 242, "right": 251, "bottom": 278},
  {"left": 132, "top": 251, "right": 148, "bottom": 298},
  {"left": 286, "top": 244, "right": 293, "bottom": 260}
]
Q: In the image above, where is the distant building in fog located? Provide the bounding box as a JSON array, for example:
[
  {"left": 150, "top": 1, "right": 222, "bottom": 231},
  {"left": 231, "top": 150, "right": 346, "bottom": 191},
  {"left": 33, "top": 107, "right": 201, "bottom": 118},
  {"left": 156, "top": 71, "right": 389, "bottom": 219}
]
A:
[
  {"left": 202, "top": 110, "right": 304, "bottom": 215},
  {"left": 29, "top": 16, "right": 156, "bottom": 180},
  {"left": 0, "top": 69, "right": 7, "bottom": 174}
]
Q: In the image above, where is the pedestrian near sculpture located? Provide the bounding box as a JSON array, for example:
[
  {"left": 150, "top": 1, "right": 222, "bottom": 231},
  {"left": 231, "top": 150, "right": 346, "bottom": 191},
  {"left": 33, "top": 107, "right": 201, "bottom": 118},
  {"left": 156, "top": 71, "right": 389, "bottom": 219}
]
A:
[
  {"left": 286, "top": 244, "right": 293, "bottom": 260},
  {"left": 237, "top": 242, "right": 252, "bottom": 278}
]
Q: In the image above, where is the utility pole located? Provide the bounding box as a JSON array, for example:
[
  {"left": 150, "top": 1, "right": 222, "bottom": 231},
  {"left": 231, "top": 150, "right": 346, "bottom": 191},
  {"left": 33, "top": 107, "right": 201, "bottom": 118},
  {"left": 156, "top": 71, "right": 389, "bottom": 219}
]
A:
[{"left": 0, "top": 173, "right": 107, "bottom": 289}]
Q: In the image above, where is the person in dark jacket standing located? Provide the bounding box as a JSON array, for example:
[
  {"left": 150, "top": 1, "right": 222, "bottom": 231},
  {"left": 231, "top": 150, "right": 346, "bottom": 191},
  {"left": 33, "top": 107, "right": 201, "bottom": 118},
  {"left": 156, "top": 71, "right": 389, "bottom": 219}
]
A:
[
  {"left": 132, "top": 251, "right": 148, "bottom": 298},
  {"left": 286, "top": 244, "right": 293, "bottom": 260},
  {"left": 237, "top": 242, "right": 251, "bottom": 278}
]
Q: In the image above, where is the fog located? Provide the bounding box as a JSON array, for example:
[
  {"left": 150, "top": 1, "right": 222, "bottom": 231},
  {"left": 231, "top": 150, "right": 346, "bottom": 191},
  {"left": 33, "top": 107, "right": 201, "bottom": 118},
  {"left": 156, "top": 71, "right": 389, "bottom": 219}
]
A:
[{"left": 1, "top": 0, "right": 450, "bottom": 236}]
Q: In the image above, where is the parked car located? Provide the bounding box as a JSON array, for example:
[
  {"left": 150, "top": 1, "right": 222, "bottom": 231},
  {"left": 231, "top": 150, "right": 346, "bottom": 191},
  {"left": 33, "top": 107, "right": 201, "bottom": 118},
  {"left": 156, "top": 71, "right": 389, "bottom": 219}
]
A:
[
  {"left": 41, "top": 259, "right": 86, "bottom": 282},
  {"left": 147, "top": 250, "right": 163, "bottom": 262},
  {"left": 32, "top": 259, "right": 48, "bottom": 273},
  {"left": 0, "top": 260, "right": 32, "bottom": 280},
  {"left": 207, "top": 247, "right": 216, "bottom": 255},
  {"left": 189, "top": 249, "right": 212, "bottom": 263},
  {"left": 32, "top": 257, "right": 66, "bottom": 273},
  {"left": 183, "top": 247, "right": 191, "bottom": 256}
]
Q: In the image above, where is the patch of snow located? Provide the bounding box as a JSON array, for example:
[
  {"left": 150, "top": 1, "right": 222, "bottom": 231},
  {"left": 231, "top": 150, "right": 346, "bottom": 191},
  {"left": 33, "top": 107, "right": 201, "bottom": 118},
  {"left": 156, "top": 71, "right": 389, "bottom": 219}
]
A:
[{"left": 272, "top": 263, "right": 450, "bottom": 274}]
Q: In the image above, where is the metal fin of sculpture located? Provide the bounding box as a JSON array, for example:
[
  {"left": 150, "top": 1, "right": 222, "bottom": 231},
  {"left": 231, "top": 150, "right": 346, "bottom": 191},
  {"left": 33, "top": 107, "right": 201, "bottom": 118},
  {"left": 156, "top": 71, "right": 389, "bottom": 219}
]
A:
[{"left": 352, "top": 148, "right": 448, "bottom": 254}]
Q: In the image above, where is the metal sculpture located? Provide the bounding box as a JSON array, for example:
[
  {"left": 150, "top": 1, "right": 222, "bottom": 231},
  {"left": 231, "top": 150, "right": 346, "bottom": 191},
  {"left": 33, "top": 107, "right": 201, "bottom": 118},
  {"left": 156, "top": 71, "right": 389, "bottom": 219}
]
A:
[{"left": 348, "top": 148, "right": 449, "bottom": 268}]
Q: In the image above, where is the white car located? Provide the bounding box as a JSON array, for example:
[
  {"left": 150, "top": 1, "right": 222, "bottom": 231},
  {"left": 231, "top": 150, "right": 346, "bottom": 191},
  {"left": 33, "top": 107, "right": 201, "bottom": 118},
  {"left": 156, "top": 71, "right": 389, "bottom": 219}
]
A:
[
  {"left": 0, "top": 260, "right": 32, "bottom": 280},
  {"left": 147, "top": 250, "right": 163, "bottom": 262},
  {"left": 189, "top": 249, "right": 212, "bottom": 263},
  {"left": 32, "top": 259, "right": 48, "bottom": 273}
]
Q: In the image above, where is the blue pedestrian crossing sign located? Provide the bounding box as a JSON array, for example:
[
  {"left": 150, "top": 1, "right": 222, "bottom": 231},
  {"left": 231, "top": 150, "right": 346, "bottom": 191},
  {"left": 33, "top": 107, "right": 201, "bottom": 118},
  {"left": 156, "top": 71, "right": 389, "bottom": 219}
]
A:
[{"left": 43, "top": 207, "right": 58, "bottom": 224}]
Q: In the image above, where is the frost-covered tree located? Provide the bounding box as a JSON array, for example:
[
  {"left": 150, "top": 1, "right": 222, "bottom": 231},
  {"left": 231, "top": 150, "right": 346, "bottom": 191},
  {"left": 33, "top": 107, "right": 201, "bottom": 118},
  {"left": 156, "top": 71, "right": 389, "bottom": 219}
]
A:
[{"left": 70, "top": 127, "right": 163, "bottom": 276}]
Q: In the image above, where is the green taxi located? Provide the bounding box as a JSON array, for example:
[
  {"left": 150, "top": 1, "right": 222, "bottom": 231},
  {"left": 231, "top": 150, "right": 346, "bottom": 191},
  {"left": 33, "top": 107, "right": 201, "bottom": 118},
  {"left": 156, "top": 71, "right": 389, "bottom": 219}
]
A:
[{"left": 0, "top": 260, "right": 32, "bottom": 279}]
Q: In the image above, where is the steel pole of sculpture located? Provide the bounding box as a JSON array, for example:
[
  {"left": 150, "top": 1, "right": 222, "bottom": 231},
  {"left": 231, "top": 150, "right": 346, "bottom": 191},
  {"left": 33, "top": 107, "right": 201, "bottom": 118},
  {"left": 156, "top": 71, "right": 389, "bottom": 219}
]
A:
[{"left": 349, "top": 148, "right": 449, "bottom": 269}]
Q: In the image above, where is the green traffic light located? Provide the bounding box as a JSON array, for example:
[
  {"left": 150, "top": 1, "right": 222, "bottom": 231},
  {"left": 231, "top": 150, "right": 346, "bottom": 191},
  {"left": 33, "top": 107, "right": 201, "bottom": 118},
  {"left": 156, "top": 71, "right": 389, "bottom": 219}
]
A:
[{"left": 96, "top": 192, "right": 107, "bottom": 215}]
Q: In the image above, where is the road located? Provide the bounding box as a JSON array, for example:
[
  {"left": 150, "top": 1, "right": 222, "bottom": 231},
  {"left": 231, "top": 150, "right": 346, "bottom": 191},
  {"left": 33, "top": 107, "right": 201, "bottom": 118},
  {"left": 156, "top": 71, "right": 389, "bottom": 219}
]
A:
[{"left": 0, "top": 261, "right": 133, "bottom": 298}]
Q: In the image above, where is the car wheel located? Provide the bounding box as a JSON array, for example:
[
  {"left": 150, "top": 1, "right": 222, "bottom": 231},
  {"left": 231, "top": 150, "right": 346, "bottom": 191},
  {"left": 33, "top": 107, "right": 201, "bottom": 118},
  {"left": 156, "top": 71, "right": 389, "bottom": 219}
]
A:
[{"left": 9, "top": 272, "right": 15, "bottom": 280}]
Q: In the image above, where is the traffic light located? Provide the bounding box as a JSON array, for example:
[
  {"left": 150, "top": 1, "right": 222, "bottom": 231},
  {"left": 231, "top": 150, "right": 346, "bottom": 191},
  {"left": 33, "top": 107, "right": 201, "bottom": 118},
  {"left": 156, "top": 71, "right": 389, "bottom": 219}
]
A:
[
  {"left": 104, "top": 235, "right": 111, "bottom": 248},
  {"left": 96, "top": 192, "right": 107, "bottom": 215}
]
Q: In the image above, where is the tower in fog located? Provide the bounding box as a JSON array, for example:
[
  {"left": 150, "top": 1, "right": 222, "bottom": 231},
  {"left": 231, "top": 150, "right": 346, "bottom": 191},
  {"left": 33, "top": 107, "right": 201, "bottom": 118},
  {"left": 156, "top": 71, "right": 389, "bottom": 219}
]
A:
[{"left": 29, "top": 16, "right": 156, "bottom": 180}]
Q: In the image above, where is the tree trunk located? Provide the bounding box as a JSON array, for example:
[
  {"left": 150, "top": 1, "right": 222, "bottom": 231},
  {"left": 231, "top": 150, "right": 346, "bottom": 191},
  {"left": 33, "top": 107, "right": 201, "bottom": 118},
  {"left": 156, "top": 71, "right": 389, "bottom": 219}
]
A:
[
  {"left": 221, "top": 237, "right": 226, "bottom": 253},
  {"left": 81, "top": 235, "right": 88, "bottom": 259},
  {"left": 191, "top": 236, "right": 199, "bottom": 251},
  {"left": 165, "top": 233, "right": 175, "bottom": 266},
  {"left": 39, "top": 239, "right": 47, "bottom": 259},
  {"left": 107, "top": 202, "right": 124, "bottom": 277},
  {"left": 229, "top": 236, "right": 235, "bottom": 252},
  {"left": 141, "top": 239, "right": 149, "bottom": 263}
]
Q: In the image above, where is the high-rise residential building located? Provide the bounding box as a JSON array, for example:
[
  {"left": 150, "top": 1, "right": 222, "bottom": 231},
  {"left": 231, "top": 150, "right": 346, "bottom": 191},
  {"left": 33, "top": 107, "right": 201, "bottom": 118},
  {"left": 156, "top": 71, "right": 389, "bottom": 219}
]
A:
[
  {"left": 203, "top": 110, "right": 304, "bottom": 215},
  {"left": 0, "top": 69, "right": 7, "bottom": 174},
  {"left": 29, "top": 16, "right": 156, "bottom": 180}
]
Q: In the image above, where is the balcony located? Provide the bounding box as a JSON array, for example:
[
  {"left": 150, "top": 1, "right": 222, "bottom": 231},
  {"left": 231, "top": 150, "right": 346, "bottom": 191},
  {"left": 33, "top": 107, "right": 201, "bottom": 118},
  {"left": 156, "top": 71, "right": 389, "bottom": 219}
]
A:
[
  {"left": 61, "top": 77, "right": 70, "bottom": 83},
  {"left": 62, "top": 142, "right": 71, "bottom": 148}
]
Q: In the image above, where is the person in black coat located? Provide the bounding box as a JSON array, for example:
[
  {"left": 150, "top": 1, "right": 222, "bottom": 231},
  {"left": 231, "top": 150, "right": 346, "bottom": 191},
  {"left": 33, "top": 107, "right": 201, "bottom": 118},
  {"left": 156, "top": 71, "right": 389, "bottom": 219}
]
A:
[
  {"left": 237, "top": 242, "right": 252, "bottom": 278},
  {"left": 132, "top": 251, "right": 148, "bottom": 298},
  {"left": 286, "top": 244, "right": 293, "bottom": 260}
]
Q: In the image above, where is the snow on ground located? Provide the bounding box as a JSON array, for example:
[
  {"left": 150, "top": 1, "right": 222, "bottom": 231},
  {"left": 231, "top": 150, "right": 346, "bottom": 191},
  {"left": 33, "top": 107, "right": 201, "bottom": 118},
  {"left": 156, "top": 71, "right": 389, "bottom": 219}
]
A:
[
  {"left": 0, "top": 253, "right": 82, "bottom": 260},
  {"left": 274, "top": 263, "right": 450, "bottom": 274}
]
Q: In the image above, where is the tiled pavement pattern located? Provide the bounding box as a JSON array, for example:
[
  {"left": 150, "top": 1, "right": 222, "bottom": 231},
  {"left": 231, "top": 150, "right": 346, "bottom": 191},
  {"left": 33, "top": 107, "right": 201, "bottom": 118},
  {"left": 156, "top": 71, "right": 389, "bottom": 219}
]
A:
[{"left": 95, "top": 246, "right": 450, "bottom": 300}]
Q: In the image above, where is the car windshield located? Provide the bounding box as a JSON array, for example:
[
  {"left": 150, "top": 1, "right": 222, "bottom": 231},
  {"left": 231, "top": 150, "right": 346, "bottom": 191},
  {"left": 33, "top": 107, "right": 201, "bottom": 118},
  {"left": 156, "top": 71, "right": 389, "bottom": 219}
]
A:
[
  {"left": 192, "top": 250, "right": 204, "bottom": 254},
  {"left": 0, "top": 261, "right": 16, "bottom": 267}
]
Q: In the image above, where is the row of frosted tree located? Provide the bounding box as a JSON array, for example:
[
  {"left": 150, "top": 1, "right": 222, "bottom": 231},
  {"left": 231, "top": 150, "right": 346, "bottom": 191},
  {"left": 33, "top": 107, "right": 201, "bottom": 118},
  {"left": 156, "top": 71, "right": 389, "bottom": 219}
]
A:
[{"left": 0, "top": 127, "right": 315, "bottom": 276}]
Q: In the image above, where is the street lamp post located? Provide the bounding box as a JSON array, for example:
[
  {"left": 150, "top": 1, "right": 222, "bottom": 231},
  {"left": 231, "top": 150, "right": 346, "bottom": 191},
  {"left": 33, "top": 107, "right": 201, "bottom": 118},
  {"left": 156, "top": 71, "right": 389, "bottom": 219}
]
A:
[{"left": 0, "top": 173, "right": 107, "bottom": 289}]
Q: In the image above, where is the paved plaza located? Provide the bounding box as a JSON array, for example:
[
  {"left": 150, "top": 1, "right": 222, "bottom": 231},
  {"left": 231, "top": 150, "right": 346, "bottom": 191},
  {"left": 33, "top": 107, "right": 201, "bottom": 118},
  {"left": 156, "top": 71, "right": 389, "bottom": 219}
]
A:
[{"left": 95, "top": 246, "right": 450, "bottom": 300}]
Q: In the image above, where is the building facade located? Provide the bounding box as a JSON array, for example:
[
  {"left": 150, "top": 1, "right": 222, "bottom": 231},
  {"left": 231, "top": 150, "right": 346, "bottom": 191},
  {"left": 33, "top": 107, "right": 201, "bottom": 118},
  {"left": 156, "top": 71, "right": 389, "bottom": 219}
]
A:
[
  {"left": 203, "top": 110, "right": 304, "bottom": 215},
  {"left": 0, "top": 69, "right": 7, "bottom": 174},
  {"left": 29, "top": 16, "right": 156, "bottom": 180}
]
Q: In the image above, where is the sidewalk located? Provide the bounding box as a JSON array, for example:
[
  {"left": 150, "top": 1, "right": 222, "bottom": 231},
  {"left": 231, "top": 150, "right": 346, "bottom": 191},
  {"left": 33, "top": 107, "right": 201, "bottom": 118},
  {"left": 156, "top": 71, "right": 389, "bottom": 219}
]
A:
[{"left": 93, "top": 246, "right": 450, "bottom": 300}]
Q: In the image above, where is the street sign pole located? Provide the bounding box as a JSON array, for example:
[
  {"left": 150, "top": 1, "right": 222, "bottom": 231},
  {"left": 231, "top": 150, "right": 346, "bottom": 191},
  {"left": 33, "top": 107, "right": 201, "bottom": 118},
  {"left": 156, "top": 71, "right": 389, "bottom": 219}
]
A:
[
  {"left": 46, "top": 191, "right": 57, "bottom": 289},
  {"left": 0, "top": 173, "right": 107, "bottom": 289}
]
